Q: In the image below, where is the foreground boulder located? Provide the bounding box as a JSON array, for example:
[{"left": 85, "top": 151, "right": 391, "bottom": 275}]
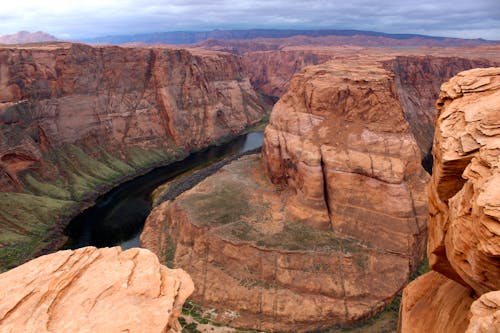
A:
[
  {"left": 0, "top": 246, "right": 194, "bottom": 333},
  {"left": 399, "top": 67, "right": 500, "bottom": 332}
]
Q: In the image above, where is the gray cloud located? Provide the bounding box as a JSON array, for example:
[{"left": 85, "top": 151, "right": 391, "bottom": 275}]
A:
[{"left": 0, "top": 0, "right": 499, "bottom": 40}]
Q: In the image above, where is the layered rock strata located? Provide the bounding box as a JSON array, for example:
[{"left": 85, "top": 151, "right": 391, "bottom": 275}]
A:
[
  {"left": 0, "top": 246, "right": 194, "bottom": 332},
  {"left": 262, "top": 60, "right": 429, "bottom": 264},
  {"left": 241, "top": 48, "right": 495, "bottom": 156},
  {"left": 399, "top": 67, "right": 500, "bottom": 332},
  {"left": 142, "top": 60, "right": 431, "bottom": 331},
  {"left": 0, "top": 43, "right": 267, "bottom": 271}
]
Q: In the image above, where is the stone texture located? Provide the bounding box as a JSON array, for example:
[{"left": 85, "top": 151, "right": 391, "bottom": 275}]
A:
[
  {"left": 399, "top": 271, "right": 474, "bottom": 333},
  {"left": 467, "top": 291, "right": 500, "bottom": 333},
  {"left": 0, "top": 43, "right": 266, "bottom": 191},
  {"left": 261, "top": 59, "right": 429, "bottom": 266},
  {"left": 0, "top": 246, "right": 194, "bottom": 333},
  {"left": 399, "top": 67, "right": 500, "bottom": 333},
  {"left": 428, "top": 67, "right": 500, "bottom": 293}
]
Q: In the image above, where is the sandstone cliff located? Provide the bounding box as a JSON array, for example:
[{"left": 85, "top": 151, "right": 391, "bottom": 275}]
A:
[
  {"left": 0, "top": 43, "right": 268, "bottom": 271},
  {"left": 241, "top": 48, "right": 496, "bottom": 157},
  {"left": 399, "top": 67, "right": 500, "bottom": 332},
  {"left": 0, "top": 246, "right": 194, "bottom": 333},
  {"left": 262, "top": 59, "right": 429, "bottom": 263},
  {"left": 141, "top": 59, "right": 432, "bottom": 331}
]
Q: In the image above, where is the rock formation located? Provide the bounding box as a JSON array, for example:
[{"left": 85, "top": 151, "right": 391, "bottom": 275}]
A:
[
  {"left": 399, "top": 67, "right": 500, "bottom": 332},
  {"left": 240, "top": 48, "right": 496, "bottom": 156},
  {"left": 0, "top": 246, "right": 194, "bottom": 332},
  {"left": 0, "top": 42, "right": 268, "bottom": 271},
  {"left": 141, "top": 59, "right": 433, "bottom": 331}
]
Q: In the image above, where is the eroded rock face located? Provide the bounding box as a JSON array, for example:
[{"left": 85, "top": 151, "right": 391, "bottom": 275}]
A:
[
  {"left": 399, "top": 67, "right": 500, "bottom": 332},
  {"left": 389, "top": 56, "right": 496, "bottom": 156},
  {"left": 399, "top": 271, "right": 474, "bottom": 333},
  {"left": 428, "top": 67, "right": 500, "bottom": 293},
  {"left": 467, "top": 291, "right": 500, "bottom": 333},
  {"left": 241, "top": 48, "right": 497, "bottom": 161},
  {"left": 0, "top": 246, "right": 194, "bottom": 333},
  {"left": 262, "top": 60, "right": 429, "bottom": 265}
]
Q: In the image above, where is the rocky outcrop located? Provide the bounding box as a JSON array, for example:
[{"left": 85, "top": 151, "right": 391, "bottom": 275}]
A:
[
  {"left": 262, "top": 59, "right": 429, "bottom": 264},
  {"left": 0, "top": 43, "right": 267, "bottom": 271},
  {"left": 242, "top": 49, "right": 496, "bottom": 157},
  {"left": 141, "top": 59, "right": 434, "bottom": 331},
  {"left": 0, "top": 246, "right": 194, "bottom": 332},
  {"left": 399, "top": 67, "right": 500, "bottom": 332}
]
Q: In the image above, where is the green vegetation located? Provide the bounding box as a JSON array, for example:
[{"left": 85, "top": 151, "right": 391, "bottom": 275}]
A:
[
  {"left": 180, "top": 299, "right": 258, "bottom": 333},
  {"left": 0, "top": 192, "right": 75, "bottom": 272},
  {"left": 23, "top": 174, "right": 72, "bottom": 200},
  {"left": 163, "top": 233, "right": 177, "bottom": 268},
  {"left": 1, "top": 142, "right": 187, "bottom": 272},
  {"left": 181, "top": 181, "right": 251, "bottom": 227}
]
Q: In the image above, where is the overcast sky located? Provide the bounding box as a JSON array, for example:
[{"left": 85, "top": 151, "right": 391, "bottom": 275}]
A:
[{"left": 1, "top": 0, "right": 499, "bottom": 40}]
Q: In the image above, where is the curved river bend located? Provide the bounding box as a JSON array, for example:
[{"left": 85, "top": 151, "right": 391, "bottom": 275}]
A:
[{"left": 63, "top": 132, "right": 264, "bottom": 250}]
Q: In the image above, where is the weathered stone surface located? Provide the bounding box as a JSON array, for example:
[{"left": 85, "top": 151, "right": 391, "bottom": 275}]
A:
[
  {"left": 261, "top": 60, "right": 429, "bottom": 265},
  {"left": 467, "top": 291, "right": 500, "bottom": 333},
  {"left": 399, "top": 67, "right": 500, "bottom": 333},
  {"left": 0, "top": 42, "right": 267, "bottom": 271},
  {"left": 241, "top": 49, "right": 496, "bottom": 156},
  {"left": 399, "top": 271, "right": 474, "bottom": 333},
  {"left": 429, "top": 67, "right": 500, "bottom": 293},
  {"left": 0, "top": 246, "right": 194, "bottom": 333}
]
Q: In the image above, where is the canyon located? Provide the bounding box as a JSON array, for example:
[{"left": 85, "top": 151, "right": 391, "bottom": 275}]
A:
[
  {"left": 140, "top": 47, "right": 499, "bottom": 331},
  {"left": 0, "top": 36, "right": 499, "bottom": 332},
  {"left": 399, "top": 68, "right": 500, "bottom": 332},
  {"left": 0, "top": 42, "right": 268, "bottom": 271}
]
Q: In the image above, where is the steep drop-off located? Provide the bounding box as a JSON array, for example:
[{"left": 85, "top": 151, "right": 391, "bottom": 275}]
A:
[
  {"left": 0, "top": 43, "right": 268, "bottom": 271},
  {"left": 0, "top": 246, "right": 194, "bottom": 332},
  {"left": 399, "top": 68, "right": 500, "bottom": 332},
  {"left": 142, "top": 59, "right": 432, "bottom": 331}
]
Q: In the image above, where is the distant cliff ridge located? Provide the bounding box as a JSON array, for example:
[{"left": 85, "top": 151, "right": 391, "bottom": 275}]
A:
[
  {"left": 0, "top": 31, "right": 58, "bottom": 44},
  {"left": 80, "top": 28, "right": 500, "bottom": 46}
]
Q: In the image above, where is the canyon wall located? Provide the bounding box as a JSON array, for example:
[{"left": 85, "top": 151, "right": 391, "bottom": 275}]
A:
[
  {"left": 0, "top": 246, "right": 194, "bottom": 332},
  {"left": 0, "top": 43, "right": 268, "bottom": 271},
  {"left": 399, "top": 68, "right": 500, "bottom": 332},
  {"left": 261, "top": 58, "right": 429, "bottom": 269},
  {"left": 241, "top": 49, "right": 496, "bottom": 160}
]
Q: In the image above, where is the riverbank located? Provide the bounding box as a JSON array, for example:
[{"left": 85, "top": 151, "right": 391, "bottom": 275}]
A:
[{"left": 0, "top": 118, "right": 269, "bottom": 272}]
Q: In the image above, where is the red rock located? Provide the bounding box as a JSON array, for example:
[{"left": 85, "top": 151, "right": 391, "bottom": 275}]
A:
[
  {"left": 0, "top": 246, "right": 194, "bottom": 333},
  {"left": 399, "top": 67, "right": 500, "bottom": 333},
  {"left": 0, "top": 42, "right": 268, "bottom": 271}
]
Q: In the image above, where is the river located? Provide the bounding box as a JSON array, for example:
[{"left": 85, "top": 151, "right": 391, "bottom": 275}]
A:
[{"left": 63, "top": 131, "right": 264, "bottom": 250}]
